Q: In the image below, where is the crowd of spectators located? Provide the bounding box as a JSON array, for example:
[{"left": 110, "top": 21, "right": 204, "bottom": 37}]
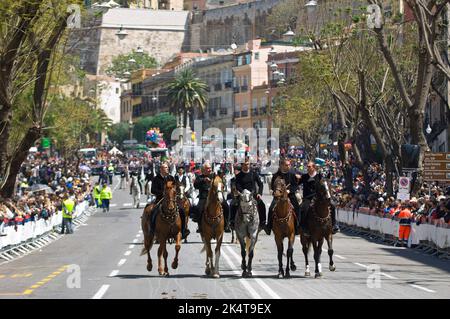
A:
[{"left": 0, "top": 155, "right": 93, "bottom": 236}]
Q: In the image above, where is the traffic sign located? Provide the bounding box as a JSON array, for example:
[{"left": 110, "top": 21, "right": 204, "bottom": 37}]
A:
[
  {"left": 423, "top": 152, "right": 450, "bottom": 182},
  {"left": 398, "top": 177, "right": 410, "bottom": 191}
]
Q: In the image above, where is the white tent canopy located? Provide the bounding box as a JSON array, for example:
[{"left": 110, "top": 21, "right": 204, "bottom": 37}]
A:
[{"left": 109, "top": 147, "right": 123, "bottom": 155}]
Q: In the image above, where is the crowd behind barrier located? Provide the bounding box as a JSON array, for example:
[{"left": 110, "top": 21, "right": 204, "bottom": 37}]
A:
[
  {"left": 0, "top": 200, "right": 89, "bottom": 251},
  {"left": 336, "top": 208, "right": 450, "bottom": 251}
]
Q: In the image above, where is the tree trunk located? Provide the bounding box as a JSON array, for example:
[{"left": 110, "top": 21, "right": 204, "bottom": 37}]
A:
[{"left": 0, "top": 126, "right": 41, "bottom": 198}]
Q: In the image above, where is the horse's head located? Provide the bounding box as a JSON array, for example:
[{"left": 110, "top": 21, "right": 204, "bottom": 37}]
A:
[
  {"left": 273, "top": 177, "right": 288, "bottom": 199},
  {"left": 315, "top": 178, "right": 331, "bottom": 201},
  {"left": 238, "top": 189, "right": 254, "bottom": 208},
  {"left": 164, "top": 179, "right": 177, "bottom": 210},
  {"left": 211, "top": 175, "right": 224, "bottom": 203},
  {"left": 176, "top": 182, "right": 185, "bottom": 199}
]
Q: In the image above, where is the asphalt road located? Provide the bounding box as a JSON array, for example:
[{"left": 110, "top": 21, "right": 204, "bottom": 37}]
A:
[{"left": 1, "top": 176, "right": 449, "bottom": 299}]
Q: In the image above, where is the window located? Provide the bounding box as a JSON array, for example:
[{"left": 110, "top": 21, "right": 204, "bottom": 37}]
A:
[
  {"left": 116, "top": 88, "right": 120, "bottom": 94},
  {"left": 242, "top": 103, "right": 248, "bottom": 117},
  {"left": 255, "top": 52, "right": 260, "bottom": 60}
]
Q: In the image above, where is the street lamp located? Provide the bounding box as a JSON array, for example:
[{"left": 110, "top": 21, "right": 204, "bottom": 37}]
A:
[{"left": 283, "top": 28, "right": 295, "bottom": 42}]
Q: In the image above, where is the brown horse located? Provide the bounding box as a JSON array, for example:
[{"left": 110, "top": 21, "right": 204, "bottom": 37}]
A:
[
  {"left": 299, "top": 178, "right": 335, "bottom": 278},
  {"left": 140, "top": 179, "right": 182, "bottom": 276},
  {"left": 176, "top": 181, "right": 191, "bottom": 243},
  {"left": 272, "top": 177, "right": 297, "bottom": 278},
  {"left": 200, "top": 175, "right": 225, "bottom": 278}
]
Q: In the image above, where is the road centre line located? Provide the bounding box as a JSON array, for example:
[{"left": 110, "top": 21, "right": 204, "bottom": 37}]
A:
[
  {"left": 353, "top": 262, "right": 368, "bottom": 268},
  {"left": 124, "top": 251, "right": 131, "bottom": 256},
  {"left": 380, "top": 272, "right": 398, "bottom": 280},
  {"left": 92, "top": 284, "right": 110, "bottom": 299},
  {"left": 221, "top": 250, "right": 261, "bottom": 299},
  {"left": 118, "top": 259, "right": 127, "bottom": 267},
  {"left": 409, "top": 284, "right": 436, "bottom": 293},
  {"left": 133, "top": 239, "right": 139, "bottom": 243},
  {"left": 224, "top": 246, "right": 281, "bottom": 299},
  {"left": 109, "top": 270, "right": 119, "bottom": 277},
  {"left": 334, "top": 255, "right": 346, "bottom": 260},
  {"left": 129, "top": 245, "right": 135, "bottom": 249}
]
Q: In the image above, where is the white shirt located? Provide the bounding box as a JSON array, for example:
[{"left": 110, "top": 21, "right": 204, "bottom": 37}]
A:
[{"left": 176, "top": 173, "right": 191, "bottom": 193}]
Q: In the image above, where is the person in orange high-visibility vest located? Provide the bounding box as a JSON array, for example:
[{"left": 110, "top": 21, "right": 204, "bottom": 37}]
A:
[{"left": 395, "top": 202, "right": 413, "bottom": 247}]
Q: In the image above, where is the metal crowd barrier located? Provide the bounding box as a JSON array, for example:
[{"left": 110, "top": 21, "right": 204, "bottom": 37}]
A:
[
  {"left": 0, "top": 201, "right": 93, "bottom": 262},
  {"left": 336, "top": 208, "right": 450, "bottom": 260}
]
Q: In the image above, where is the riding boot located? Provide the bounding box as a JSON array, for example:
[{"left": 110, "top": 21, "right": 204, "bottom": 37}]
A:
[
  {"left": 330, "top": 205, "right": 340, "bottom": 234},
  {"left": 300, "top": 209, "right": 310, "bottom": 237},
  {"left": 179, "top": 208, "right": 188, "bottom": 239},
  {"left": 230, "top": 203, "right": 237, "bottom": 229},
  {"left": 257, "top": 199, "right": 266, "bottom": 230},
  {"left": 264, "top": 209, "right": 273, "bottom": 235},
  {"left": 222, "top": 202, "right": 231, "bottom": 233}
]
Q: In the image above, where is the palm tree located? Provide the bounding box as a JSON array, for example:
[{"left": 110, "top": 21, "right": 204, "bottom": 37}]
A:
[{"left": 167, "top": 69, "right": 208, "bottom": 130}]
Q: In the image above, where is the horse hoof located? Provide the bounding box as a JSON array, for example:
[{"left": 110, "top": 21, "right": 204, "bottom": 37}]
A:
[
  {"left": 247, "top": 271, "right": 252, "bottom": 278},
  {"left": 315, "top": 273, "right": 322, "bottom": 279},
  {"left": 205, "top": 269, "right": 211, "bottom": 276},
  {"left": 278, "top": 273, "right": 284, "bottom": 279},
  {"left": 291, "top": 264, "right": 297, "bottom": 271},
  {"left": 147, "top": 264, "right": 153, "bottom": 272},
  {"left": 213, "top": 273, "right": 220, "bottom": 279},
  {"left": 172, "top": 261, "right": 178, "bottom": 269},
  {"left": 242, "top": 271, "right": 247, "bottom": 278},
  {"left": 164, "top": 272, "right": 170, "bottom": 277},
  {"left": 329, "top": 265, "right": 336, "bottom": 272},
  {"left": 305, "top": 271, "right": 310, "bottom": 277}
]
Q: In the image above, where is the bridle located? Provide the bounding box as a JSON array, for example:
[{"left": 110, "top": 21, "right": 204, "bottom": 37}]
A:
[
  {"left": 273, "top": 179, "right": 293, "bottom": 224},
  {"left": 161, "top": 182, "right": 179, "bottom": 225},
  {"left": 205, "top": 177, "right": 224, "bottom": 224}
]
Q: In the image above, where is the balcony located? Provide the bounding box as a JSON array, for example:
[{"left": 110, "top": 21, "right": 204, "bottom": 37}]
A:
[
  {"left": 260, "top": 106, "right": 267, "bottom": 115},
  {"left": 251, "top": 108, "right": 258, "bottom": 116},
  {"left": 220, "top": 108, "right": 228, "bottom": 115},
  {"left": 241, "top": 85, "right": 248, "bottom": 92},
  {"left": 241, "top": 110, "right": 248, "bottom": 117},
  {"left": 234, "top": 111, "right": 240, "bottom": 118},
  {"left": 233, "top": 86, "right": 240, "bottom": 93},
  {"left": 214, "top": 83, "right": 222, "bottom": 91},
  {"left": 224, "top": 81, "right": 233, "bottom": 88}
]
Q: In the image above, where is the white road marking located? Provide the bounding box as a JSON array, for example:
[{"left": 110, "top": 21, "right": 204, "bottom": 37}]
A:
[
  {"left": 138, "top": 230, "right": 143, "bottom": 234},
  {"left": 123, "top": 203, "right": 132, "bottom": 207},
  {"left": 225, "top": 246, "right": 281, "bottom": 299},
  {"left": 353, "top": 262, "right": 368, "bottom": 268},
  {"left": 380, "top": 272, "right": 398, "bottom": 280},
  {"left": 136, "top": 234, "right": 141, "bottom": 238},
  {"left": 409, "top": 284, "right": 436, "bottom": 293},
  {"left": 109, "top": 270, "right": 119, "bottom": 277},
  {"left": 129, "top": 245, "right": 135, "bottom": 249},
  {"left": 335, "top": 255, "right": 346, "bottom": 260},
  {"left": 124, "top": 250, "right": 131, "bottom": 256},
  {"left": 92, "top": 285, "right": 110, "bottom": 299},
  {"left": 221, "top": 250, "right": 261, "bottom": 299},
  {"left": 118, "top": 259, "right": 127, "bottom": 267},
  {"left": 110, "top": 204, "right": 117, "bottom": 207},
  {"left": 133, "top": 239, "right": 139, "bottom": 243}
]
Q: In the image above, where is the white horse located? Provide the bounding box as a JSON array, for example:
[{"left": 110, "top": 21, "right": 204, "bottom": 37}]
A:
[
  {"left": 130, "top": 175, "right": 141, "bottom": 208},
  {"left": 234, "top": 189, "right": 260, "bottom": 278}
]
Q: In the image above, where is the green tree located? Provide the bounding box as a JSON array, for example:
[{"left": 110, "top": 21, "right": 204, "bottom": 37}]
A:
[
  {"left": 0, "top": 0, "right": 82, "bottom": 197},
  {"left": 133, "top": 113, "right": 177, "bottom": 144},
  {"left": 106, "top": 50, "right": 158, "bottom": 79},
  {"left": 108, "top": 122, "right": 130, "bottom": 145},
  {"left": 167, "top": 69, "right": 208, "bottom": 130}
]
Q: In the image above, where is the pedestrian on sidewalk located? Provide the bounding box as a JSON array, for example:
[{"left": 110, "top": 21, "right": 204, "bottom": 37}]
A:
[
  {"left": 100, "top": 182, "right": 112, "bottom": 213},
  {"left": 61, "top": 193, "right": 76, "bottom": 234}
]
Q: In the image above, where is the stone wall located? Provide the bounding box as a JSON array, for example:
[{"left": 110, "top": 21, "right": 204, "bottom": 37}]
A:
[
  {"left": 97, "top": 27, "right": 188, "bottom": 75},
  {"left": 189, "top": 0, "right": 280, "bottom": 51}
]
